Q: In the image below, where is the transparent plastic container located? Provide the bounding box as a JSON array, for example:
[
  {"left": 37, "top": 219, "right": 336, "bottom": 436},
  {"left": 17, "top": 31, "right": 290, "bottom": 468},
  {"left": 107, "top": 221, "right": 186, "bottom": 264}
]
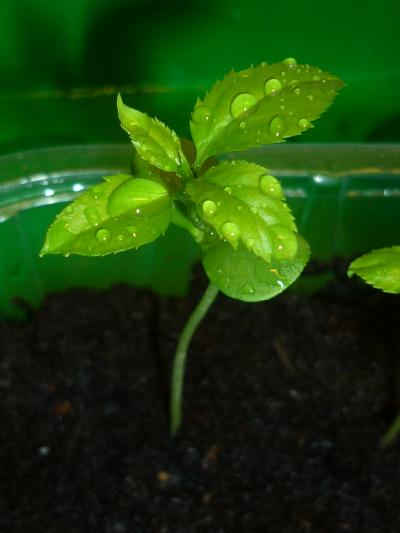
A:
[{"left": 0, "top": 144, "right": 399, "bottom": 317}]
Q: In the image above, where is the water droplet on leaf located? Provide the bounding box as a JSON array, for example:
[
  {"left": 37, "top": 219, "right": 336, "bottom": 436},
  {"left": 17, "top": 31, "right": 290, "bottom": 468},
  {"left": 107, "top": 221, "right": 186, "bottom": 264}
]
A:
[
  {"left": 283, "top": 57, "right": 297, "bottom": 69},
  {"left": 84, "top": 206, "right": 101, "bottom": 226},
  {"left": 259, "top": 175, "right": 281, "bottom": 197},
  {"left": 246, "top": 238, "right": 255, "bottom": 249},
  {"left": 264, "top": 78, "right": 282, "bottom": 96},
  {"left": 127, "top": 225, "right": 137, "bottom": 237},
  {"left": 270, "top": 225, "right": 298, "bottom": 259},
  {"left": 224, "top": 186, "right": 232, "bottom": 195},
  {"left": 221, "top": 222, "right": 240, "bottom": 246},
  {"left": 269, "top": 115, "right": 285, "bottom": 138},
  {"left": 96, "top": 228, "right": 111, "bottom": 242},
  {"left": 307, "top": 94, "right": 314, "bottom": 101},
  {"left": 294, "top": 88, "right": 301, "bottom": 96},
  {"left": 202, "top": 200, "right": 217, "bottom": 217},
  {"left": 192, "top": 106, "right": 213, "bottom": 123},
  {"left": 298, "top": 118, "right": 311, "bottom": 130},
  {"left": 239, "top": 121, "right": 247, "bottom": 129},
  {"left": 242, "top": 283, "right": 255, "bottom": 296},
  {"left": 230, "top": 93, "right": 258, "bottom": 118}
]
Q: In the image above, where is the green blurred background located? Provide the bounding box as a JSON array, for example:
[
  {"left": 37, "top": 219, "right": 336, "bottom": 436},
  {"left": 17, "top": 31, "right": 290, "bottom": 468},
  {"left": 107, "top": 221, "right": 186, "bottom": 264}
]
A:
[{"left": 1, "top": 0, "right": 399, "bottom": 153}]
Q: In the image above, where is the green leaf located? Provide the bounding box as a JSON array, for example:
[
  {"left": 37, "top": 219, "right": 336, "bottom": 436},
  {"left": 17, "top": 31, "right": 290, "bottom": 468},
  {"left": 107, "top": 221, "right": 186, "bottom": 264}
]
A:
[
  {"left": 348, "top": 246, "right": 400, "bottom": 293},
  {"left": 186, "top": 161, "right": 296, "bottom": 263},
  {"left": 117, "top": 94, "right": 191, "bottom": 179},
  {"left": 190, "top": 59, "right": 344, "bottom": 168},
  {"left": 40, "top": 174, "right": 172, "bottom": 257},
  {"left": 203, "top": 236, "right": 310, "bottom": 302}
]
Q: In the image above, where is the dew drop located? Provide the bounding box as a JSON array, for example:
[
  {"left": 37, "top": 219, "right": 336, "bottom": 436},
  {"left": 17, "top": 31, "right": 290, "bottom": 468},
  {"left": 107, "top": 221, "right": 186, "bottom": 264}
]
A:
[
  {"left": 202, "top": 200, "right": 217, "bottom": 217},
  {"left": 242, "top": 283, "right": 255, "bottom": 296},
  {"left": 251, "top": 206, "right": 258, "bottom": 214},
  {"left": 283, "top": 57, "right": 297, "bottom": 69},
  {"left": 117, "top": 234, "right": 125, "bottom": 241},
  {"left": 270, "top": 225, "right": 298, "bottom": 259},
  {"left": 246, "top": 238, "right": 255, "bottom": 249},
  {"left": 259, "top": 175, "right": 282, "bottom": 197},
  {"left": 221, "top": 222, "right": 240, "bottom": 245},
  {"left": 294, "top": 88, "right": 301, "bottom": 96},
  {"left": 279, "top": 105, "right": 285, "bottom": 111},
  {"left": 289, "top": 79, "right": 299, "bottom": 87},
  {"left": 298, "top": 118, "right": 311, "bottom": 130},
  {"left": 264, "top": 78, "right": 282, "bottom": 96},
  {"left": 239, "top": 121, "right": 247, "bottom": 129},
  {"left": 134, "top": 208, "right": 142, "bottom": 216},
  {"left": 224, "top": 186, "right": 232, "bottom": 195},
  {"left": 96, "top": 228, "right": 111, "bottom": 242},
  {"left": 84, "top": 206, "right": 101, "bottom": 226},
  {"left": 230, "top": 93, "right": 258, "bottom": 118},
  {"left": 127, "top": 226, "right": 137, "bottom": 237},
  {"left": 307, "top": 94, "right": 314, "bottom": 101},
  {"left": 91, "top": 191, "right": 100, "bottom": 200},
  {"left": 313, "top": 75, "right": 320, "bottom": 81},
  {"left": 192, "top": 106, "right": 213, "bottom": 123},
  {"left": 269, "top": 115, "right": 286, "bottom": 138}
]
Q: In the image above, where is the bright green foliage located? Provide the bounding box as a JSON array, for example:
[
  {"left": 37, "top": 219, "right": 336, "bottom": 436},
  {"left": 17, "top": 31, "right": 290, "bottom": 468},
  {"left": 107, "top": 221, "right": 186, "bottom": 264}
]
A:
[
  {"left": 203, "top": 236, "right": 310, "bottom": 302},
  {"left": 40, "top": 60, "right": 343, "bottom": 296},
  {"left": 117, "top": 95, "right": 191, "bottom": 179},
  {"left": 40, "top": 174, "right": 171, "bottom": 257},
  {"left": 190, "top": 59, "right": 344, "bottom": 169},
  {"left": 41, "top": 60, "right": 343, "bottom": 434},
  {"left": 348, "top": 246, "right": 400, "bottom": 293},
  {"left": 186, "top": 160, "right": 309, "bottom": 300},
  {"left": 187, "top": 161, "right": 296, "bottom": 261}
]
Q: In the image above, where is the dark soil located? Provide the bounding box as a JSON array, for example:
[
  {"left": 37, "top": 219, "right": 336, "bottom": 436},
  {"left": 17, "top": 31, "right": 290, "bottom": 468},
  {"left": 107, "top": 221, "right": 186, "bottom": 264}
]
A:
[{"left": 1, "top": 269, "right": 400, "bottom": 533}]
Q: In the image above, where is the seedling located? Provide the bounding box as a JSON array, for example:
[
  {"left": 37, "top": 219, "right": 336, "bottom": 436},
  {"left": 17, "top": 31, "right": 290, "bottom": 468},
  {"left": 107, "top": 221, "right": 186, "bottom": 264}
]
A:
[
  {"left": 349, "top": 247, "right": 400, "bottom": 446},
  {"left": 41, "top": 60, "right": 343, "bottom": 434}
]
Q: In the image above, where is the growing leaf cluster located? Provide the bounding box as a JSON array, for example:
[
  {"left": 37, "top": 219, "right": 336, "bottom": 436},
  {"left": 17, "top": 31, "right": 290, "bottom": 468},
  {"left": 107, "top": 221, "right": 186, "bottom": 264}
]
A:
[{"left": 41, "top": 59, "right": 343, "bottom": 303}]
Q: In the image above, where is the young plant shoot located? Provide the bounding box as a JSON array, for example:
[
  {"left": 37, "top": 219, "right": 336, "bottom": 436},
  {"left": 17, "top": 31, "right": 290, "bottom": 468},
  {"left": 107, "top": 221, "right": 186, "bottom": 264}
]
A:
[
  {"left": 349, "top": 247, "right": 400, "bottom": 446},
  {"left": 41, "top": 60, "right": 344, "bottom": 434}
]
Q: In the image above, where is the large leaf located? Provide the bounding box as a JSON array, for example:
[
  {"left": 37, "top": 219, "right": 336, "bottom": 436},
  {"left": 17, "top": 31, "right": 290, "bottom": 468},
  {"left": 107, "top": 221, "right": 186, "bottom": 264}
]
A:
[
  {"left": 348, "top": 246, "right": 400, "bottom": 293},
  {"left": 203, "top": 236, "right": 310, "bottom": 302},
  {"left": 40, "top": 175, "right": 172, "bottom": 257},
  {"left": 190, "top": 59, "right": 344, "bottom": 168},
  {"left": 186, "top": 161, "right": 297, "bottom": 263},
  {"left": 117, "top": 95, "right": 191, "bottom": 178}
]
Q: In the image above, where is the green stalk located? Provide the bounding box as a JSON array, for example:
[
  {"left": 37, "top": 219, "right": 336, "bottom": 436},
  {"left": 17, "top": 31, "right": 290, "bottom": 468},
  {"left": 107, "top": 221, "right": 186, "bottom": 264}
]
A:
[
  {"left": 170, "top": 282, "right": 219, "bottom": 435},
  {"left": 170, "top": 203, "right": 204, "bottom": 243},
  {"left": 381, "top": 412, "right": 400, "bottom": 448}
]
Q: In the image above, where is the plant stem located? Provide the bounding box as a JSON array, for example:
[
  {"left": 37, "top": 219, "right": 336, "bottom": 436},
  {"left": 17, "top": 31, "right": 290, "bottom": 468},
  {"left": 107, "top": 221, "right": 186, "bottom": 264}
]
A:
[
  {"left": 170, "top": 203, "right": 203, "bottom": 243},
  {"left": 380, "top": 412, "right": 400, "bottom": 447},
  {"left": 170, "top": 282, "right": 219, "bottom": 435}
]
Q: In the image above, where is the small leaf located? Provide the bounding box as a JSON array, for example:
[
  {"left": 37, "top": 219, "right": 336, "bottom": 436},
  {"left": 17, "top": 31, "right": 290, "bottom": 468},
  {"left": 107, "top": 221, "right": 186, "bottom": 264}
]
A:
[
  {"left": 203, "top": 236, "right": 310, "bottom": 302},
  {"left": 190, "top": 60, "right": 344, "bottom": 168},
  {"left": 40, "top": 174, "right": 171, "bottom": 257},
  {"left": 348, "top": 246, "right": 400, "bottom": 293},
  {"left": 117, "top": 94, "right": 191, "bottom": 178},
  {"left": 186, "top": 161, "right": 296, "bottom": 263}
]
